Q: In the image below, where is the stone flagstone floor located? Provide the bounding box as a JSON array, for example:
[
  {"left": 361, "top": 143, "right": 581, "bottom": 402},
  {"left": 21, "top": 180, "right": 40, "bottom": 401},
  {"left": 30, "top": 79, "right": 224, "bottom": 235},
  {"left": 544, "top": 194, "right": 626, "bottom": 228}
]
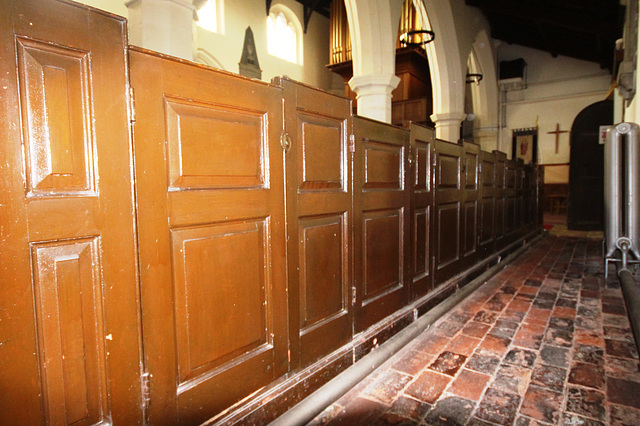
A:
[{"left": 309, "top": 235, "right": 640, "bottom": 425}]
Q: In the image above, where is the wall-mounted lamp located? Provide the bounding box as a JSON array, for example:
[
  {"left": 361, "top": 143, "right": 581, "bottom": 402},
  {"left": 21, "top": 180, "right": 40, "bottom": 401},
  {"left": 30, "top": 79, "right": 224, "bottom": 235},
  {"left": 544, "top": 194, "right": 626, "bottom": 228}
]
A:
[
  {"left": 466, "top": 73, "right": 483, "bottom": 84},
  {"left": 399, "top": 29, "right": 435, "bottom": 47}
]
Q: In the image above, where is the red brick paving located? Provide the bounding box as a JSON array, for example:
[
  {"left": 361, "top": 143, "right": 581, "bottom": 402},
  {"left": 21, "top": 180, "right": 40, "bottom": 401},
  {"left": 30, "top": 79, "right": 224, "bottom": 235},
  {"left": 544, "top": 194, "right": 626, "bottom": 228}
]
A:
[{"left": 309, "top": 236, "right": 640, "bottom": 425}]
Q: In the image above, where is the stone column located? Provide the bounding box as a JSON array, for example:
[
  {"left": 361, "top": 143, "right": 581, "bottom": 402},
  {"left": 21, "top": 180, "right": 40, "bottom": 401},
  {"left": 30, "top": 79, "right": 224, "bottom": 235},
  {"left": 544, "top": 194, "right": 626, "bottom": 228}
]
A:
[
  {"left": 349, "top": 74, "right": 400, "bottom": 123},
  {"left": 431, "top": 112, "right": 467, "bottom": 143},
  {"left": 127, "top": 0, "right": 195, "bottom": 61},
  {"left": 344, "top": 0, "right": 403, "bottom": 124}
]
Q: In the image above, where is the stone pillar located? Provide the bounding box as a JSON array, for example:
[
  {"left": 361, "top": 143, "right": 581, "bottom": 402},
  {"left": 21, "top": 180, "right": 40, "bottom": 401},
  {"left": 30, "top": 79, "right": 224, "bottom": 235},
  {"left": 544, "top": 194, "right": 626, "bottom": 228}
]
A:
[
  {"left": 127, "top": 0, "right": 195, "bottom": 61},
  {"left": 431, "top": 112, "right": 467, "bottom": 143},
  {"left": 473, "top": 127, "right": 500, "bottom": 152},
  {"left": 349, "top": 74, "right": 400, "bottom": 123},
  {"left": 344, "top": 0, "right": 403, "bottom": 124}
]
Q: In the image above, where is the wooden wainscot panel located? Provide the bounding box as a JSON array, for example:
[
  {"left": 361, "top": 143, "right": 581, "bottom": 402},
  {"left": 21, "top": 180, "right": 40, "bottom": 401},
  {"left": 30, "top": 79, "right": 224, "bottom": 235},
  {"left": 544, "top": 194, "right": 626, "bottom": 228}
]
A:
[
  {"left": 131, "top": 49, "right": 287, "bottom": 425},
  {"left": 1, "top": 1, "right": 142, "bottom": 424},
  {"left": 31, "top": 238, "right": 108, "bottom": 425},
  {"left": 494, "top": 151, "right": 507, "bottom": 248},
  {"left": 17, "top": 37, "right": 96, "bottom": 197},
  {"left": 478, "top": 150, "right": 497, "bottom": 258},
  {"left": 276, "top": 77, "right": 353, "bottom": 369},
  {"left": 434, "top": 139, "right": 464, "bottom": 283},
  {"left": 171, "top": 220, "right": 270, "bottom": 385},
  {"left": 462, "top": 142, "right": 480, "bottom": 266},
  {"left": 353, "top": 117, "right": 410, "bottom": 333},
  {"left": 407, "top": 123, "right": 434, "bottom": 299},
  {"left": 165, "top": 97, "right": 266, "bottom": 190}
]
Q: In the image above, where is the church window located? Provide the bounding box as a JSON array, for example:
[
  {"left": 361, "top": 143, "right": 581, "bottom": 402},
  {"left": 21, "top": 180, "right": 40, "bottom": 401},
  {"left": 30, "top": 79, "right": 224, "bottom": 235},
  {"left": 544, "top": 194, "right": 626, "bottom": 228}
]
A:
[
  {"left": 267, "top": 5, "right": 302, "bottom": 64},
  {"left": 195, "top": 0, "right": 224, "bottom": 35}
]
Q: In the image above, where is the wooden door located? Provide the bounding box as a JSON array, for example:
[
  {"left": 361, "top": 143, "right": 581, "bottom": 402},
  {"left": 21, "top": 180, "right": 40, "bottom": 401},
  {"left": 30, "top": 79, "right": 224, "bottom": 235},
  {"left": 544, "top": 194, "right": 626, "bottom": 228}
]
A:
[
  {"left": 0, "top": 1, "right": 143, "bottom": 424},
  {"left": 130, "top": 49, "right": 288, "bottom": 425},
  {"left": 276, "top": 77, "right": 354, "bottom": 368},
  {"left": 505, "top": 158, "right": 518, "bottom": 241},
  {"left": 462, "top": 142, "right": 480, "bottom": 268},
  {"left": 568, "top": 99, "right": 611, "bottom": 230},
  {"left": 494, "top": 151, "right": 507, "bottom": 249},
  {"left": 353, "top": 117, "right": 410, "bottom": 332},
  {"left": 434, "top": 140, "right": 464, "bottom": 283},
  {"left": 478, "top": 150, "right": 497, "bottom": 258},
  {"left": 408, "top": 123, "right": 435, "bottom": 300}
]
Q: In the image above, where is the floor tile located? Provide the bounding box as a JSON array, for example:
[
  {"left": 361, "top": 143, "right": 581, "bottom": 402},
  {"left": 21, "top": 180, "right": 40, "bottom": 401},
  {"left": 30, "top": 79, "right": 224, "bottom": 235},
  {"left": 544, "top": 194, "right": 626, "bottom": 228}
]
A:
[
  {"left": 423, "top": 396, "right": 475, "bottom": 426},
  {"left": 474, "top": 387, "right": 521, "bottom": 425},
  {"left": 429, "top": 351, "right": 467, "bottom": 376},
  {"left": 405, "top": 369, "right": 451, "bottom": 404},
  {"left": 448, "top": 368, "right": 491, "bottom": 401},
  {"left": 565, "top": 387, "right": 606, "bottom": 421},
  {"left": 519, "top": 385, "right": 563, "bottom": 424}
]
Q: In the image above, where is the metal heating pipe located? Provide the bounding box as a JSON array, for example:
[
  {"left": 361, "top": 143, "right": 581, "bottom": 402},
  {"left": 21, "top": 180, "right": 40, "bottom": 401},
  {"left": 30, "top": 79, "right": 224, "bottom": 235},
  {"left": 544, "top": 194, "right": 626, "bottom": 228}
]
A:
[
  {"left": 604, "top": 122, "right": 640, "bottom": 272},
  {"left": 604, "top": 122, "right": 640, "bottom": 354}
]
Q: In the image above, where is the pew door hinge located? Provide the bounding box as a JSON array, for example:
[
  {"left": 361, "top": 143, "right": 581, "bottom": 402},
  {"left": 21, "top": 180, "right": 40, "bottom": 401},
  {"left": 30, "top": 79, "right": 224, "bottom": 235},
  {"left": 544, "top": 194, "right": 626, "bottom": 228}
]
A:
[
  {"left": 349, "top": 134, "right": 356, "bottom": 153},
  {"left": 141, "top": 371, "right": 151, "bottom": 409},
  {"left": 128, "top": 86, "right": 136, "bottom": 124}
]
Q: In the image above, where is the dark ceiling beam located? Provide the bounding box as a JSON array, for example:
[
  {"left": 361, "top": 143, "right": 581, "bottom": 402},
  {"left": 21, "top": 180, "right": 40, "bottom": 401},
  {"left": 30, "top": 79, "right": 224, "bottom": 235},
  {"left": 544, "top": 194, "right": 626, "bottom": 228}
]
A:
[
  {"left": 465, "top": 0, "right": 620, "bottom": 36},
  {"left": 303, "top": 0, "right": 324, "bottom": 33},
  {"left": 266, "top": 0, "right": 272, "bottom": 15}
]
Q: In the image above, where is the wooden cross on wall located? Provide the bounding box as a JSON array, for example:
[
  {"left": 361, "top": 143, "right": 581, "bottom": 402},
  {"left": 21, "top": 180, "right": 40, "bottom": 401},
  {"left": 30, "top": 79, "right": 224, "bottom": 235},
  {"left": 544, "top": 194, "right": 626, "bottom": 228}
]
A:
[{"left": 547, "top": 123, "right": 569, "bottom": 154}]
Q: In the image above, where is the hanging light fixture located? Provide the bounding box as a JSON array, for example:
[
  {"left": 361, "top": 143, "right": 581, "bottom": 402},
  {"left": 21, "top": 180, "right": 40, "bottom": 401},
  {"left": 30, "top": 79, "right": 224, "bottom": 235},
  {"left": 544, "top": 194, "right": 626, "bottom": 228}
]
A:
[
  {"left": 399, "top": 29, "right": 435, "bottom": 47},
  {"left": 466, "top": 73, "right": 483, "bottom": 84}
]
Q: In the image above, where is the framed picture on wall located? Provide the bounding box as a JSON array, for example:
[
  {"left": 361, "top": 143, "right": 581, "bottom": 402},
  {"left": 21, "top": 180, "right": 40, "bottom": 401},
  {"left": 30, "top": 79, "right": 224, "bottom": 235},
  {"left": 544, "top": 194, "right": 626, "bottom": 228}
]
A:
[{"left": 512, "top": 127, "right": 538, "bottom": 164}]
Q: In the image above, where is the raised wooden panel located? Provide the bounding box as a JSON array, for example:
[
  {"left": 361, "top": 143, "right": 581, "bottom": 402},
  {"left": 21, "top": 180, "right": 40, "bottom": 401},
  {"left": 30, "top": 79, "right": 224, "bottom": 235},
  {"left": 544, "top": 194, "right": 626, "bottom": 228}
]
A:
[
  {"left": 495, "top": 197, "right": 505, "bottom": 238},
  {"left": 17, "top": 37, "right": 96, "bottom": 197},
  {"left": 413, "top": 207, "right": 430, "bottom": 280},
  {"left": 463, "top": 201, "right": 477, "bottom": 256},
  {"left": 364, "top": 140, "right": 404, "bottom": 190},
  {"left": 480, "top": 197, "right": 495, "bottom": 244},
  {"left": 465, "top": 152, "right": 478, "bottom": 189},
  {"left": 165, "top": 97, "right": 265, "bottom": 190},
  {"left": 482, "top": 160, "right": 495, "bottom": 187},
  {"left": 363, "top": 209, "right": 403, "bottom": 303},
  {"left": 414, "top": 140, "right": 431, "bottom": 192},
  {"left": 506, "top": 165, "right": 517, "bottom": 189},
  {"left": 171, "top": 220, "right": 270, "bottom": 385},
  {"left": 507, "top": 197, "right": 517, "bottom": 233},
  {"left": 438, "top": 154, "right": 460, "bottom": 189},
  {"left": 299, "top": 114, "right": 345, "bottom": 191},
  {"left": 299, "top": 214, "right": 347, "bottom": 331},
  {"left": 437, "top": 203, "right": 460, "bottom": 269},
  {"left": 31, "top": 237, "right": 108, "bottom": 425}
]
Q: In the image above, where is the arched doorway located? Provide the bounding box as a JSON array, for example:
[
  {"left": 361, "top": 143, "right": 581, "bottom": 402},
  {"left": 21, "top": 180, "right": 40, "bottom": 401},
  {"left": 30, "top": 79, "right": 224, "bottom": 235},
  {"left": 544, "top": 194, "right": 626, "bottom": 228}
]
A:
[{"left": 567, "top": 99, "right": 613, "bottom": 230}]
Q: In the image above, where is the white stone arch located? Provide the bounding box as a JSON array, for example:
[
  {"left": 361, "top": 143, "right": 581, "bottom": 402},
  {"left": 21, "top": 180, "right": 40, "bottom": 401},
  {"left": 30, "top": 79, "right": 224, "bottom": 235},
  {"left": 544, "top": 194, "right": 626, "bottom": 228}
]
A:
[
  {"left": 415, "top": 0, "right": 466, "bottom": 142},
  {"left": 467, "top": 29, "right": 500, "bottom": 151}
]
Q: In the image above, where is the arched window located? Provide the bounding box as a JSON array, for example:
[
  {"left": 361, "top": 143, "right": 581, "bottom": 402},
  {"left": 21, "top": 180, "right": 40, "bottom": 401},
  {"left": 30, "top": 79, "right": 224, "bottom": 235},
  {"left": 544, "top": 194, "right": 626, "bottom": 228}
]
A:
[
  {"left": 195, "top": 0, "right": 224, "bottom": 35},
  {"left": 267, "top": 5, "right": 302, "bottom": 64}
]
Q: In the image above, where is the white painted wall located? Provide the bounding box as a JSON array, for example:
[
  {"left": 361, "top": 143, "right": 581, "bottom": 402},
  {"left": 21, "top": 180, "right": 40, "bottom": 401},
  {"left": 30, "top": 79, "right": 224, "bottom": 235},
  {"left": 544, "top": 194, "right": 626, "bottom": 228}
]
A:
[
  {"left": 499, "top": 44, "right": 611, "bottom": 180},
  {"left": 74, "top": 0, "right": 335, "bottom": 90}
]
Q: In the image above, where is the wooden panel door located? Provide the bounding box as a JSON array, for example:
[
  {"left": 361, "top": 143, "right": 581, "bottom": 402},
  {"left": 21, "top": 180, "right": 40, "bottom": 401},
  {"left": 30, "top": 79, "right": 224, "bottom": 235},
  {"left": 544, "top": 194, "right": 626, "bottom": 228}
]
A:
[
  {"left": 505, "top": 158, "right": 518, "bottom": 240},
  {"left": 462, "top": 142, "right": 480, "bottom": 268},
  {"left": 494, "top": 151, "right": 507, "bottom": 249},
  {"left": 353, "top": 117, "right": 410, "bottom": 332},
  {"left": 408, "top": 123, "right": 435, "bottom": 300},
  {"left": 130, "top": 49, "right": 288, "bottom": 425},
  {"left": 478, "top": 150, "right": 497, "bottom": 259},
  {"left": 276, "top": 77, "right": 353, "bottom": 368},
  {"left": 0, "top": 1, "right": 143, "bottom": 424},
  {"left": 434, "top": 140, "right": 464, "bottom": 283}
]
